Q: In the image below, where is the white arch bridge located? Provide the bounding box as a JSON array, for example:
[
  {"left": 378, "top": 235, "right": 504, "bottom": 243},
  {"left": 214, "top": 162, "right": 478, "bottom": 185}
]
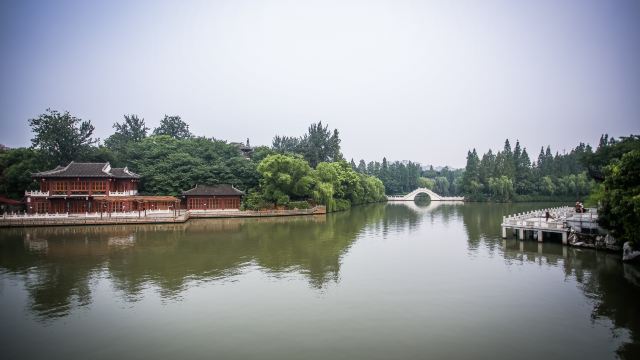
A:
[{"left": 386, "top": 188, "right": 464, "bottom": 202}]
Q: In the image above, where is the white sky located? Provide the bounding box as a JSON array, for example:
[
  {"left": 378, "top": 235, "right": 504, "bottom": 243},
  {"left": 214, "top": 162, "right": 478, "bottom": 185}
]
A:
[{"left": 1, "top": 0, "right": 639, "bottom": 167}]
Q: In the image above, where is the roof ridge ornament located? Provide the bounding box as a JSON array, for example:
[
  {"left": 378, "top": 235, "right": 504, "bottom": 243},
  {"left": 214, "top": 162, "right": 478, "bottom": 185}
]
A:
[{"left": 102, "top": 162, "right": 112, "bottom": 175}]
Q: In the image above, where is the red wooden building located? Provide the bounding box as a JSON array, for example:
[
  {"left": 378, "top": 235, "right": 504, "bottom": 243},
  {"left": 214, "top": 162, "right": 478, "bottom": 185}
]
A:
[
  {"left": 182, "top": 184, "right": 244, "bottom": 210},
  {"left": 26, "top": 162, "right": 179, "bottom": 214}
]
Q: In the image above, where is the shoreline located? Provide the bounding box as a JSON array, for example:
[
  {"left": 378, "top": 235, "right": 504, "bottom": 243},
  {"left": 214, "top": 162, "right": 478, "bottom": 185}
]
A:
[{"left": 0, "top": 206, "right": 326, "bottom": 228}]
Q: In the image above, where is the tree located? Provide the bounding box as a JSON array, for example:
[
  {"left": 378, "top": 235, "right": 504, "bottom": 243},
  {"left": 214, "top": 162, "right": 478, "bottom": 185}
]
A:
[
  {"left": 153, "top": 115, "right": 192, "bottom": 139},
  {"left": 299, "top": 122, "right": 343, "bottom": 167},
  {"left": 357, "top": 159, "right": 367, "bottom": 173},
  {"left": 126, "top": 135, "right": 259, "bottom": 195},
  {"left": 105, "top": 114, "right": 149, "bottom": 150},
  {"left": 272, "top": 135, "right": 301, "bottom": 154},
  {"left": 271, "top": 122, "right": 343, "bottom": 168},
  {"left": 28, "top": 109, "right": 98, "bottom": 165},
  {"left": 0, "top": 148, "right": 48, "bottom": 199},
  {"left": 462, "top": 149, "right": 481, "bottom": 198},
  {"left": 257, "top": 154, "right": 315, "bottom": 205},
  {"left": 596, "top": 150, "right": 640, "bottom": 243},
  {"left": 418, "top": 177, "right": 435, "bottom": 189},
  {"left": 434, "top": 176, "right": 450, "bottom": 196}
]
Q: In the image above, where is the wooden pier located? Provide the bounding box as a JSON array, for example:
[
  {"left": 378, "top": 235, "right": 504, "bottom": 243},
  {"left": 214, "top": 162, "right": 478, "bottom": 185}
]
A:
[{"left": 501, "top": 206, "right": 597, "bottom": 244}]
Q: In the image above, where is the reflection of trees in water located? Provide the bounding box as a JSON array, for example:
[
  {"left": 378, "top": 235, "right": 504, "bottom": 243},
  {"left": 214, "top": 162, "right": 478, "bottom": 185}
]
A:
[
  {"left": 501, "top": 234, "right": 640, "bottom": 359},
  {"left": 566, "top": 251, "right": 640, "bottom": 359},
  {"left": 380, "top": 203, "right": 422, "bottom": 234},
  {"left": 0, "top": 208, "right": 386, "bottom": 321},
  {"left": 459, "top": 202, "right": 566, "bottom": 253}
]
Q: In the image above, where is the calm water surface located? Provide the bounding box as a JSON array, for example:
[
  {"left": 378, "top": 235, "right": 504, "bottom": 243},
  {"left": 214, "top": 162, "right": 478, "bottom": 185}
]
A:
[{"left": 1, "top": 202, "right": 639, "bottom": 359}]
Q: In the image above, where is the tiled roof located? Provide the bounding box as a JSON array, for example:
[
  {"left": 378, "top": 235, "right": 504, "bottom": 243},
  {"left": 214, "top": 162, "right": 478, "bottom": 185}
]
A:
[
  {"left": 32, "top": 162, "right": 140, "bottom": 179},
  {"left": 0, "top": 196, "right": 22, "bottom": 205},
  {"left": 182, "top": 184, "right": 244, "bottom": 196}
]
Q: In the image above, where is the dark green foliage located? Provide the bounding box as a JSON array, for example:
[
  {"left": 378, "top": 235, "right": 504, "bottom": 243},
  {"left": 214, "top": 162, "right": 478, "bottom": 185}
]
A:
[
  {"left": 597, "top": 150, "right": 640, "bottom": 243},
  {"left": 257, "top": 154, "right": 315, "bottom": 205},
  {"left": 287, "top": 201, "right": 311, "bottom": 210},
  {"left": 241, "top": 190, "right": 272, "bottom": 210},
  {"left": 104, "top": 115, "right": 149, "bottom": 156},
  {"left": 463, "top": 139, "right": 596, "bottom": 201},
  {"left": 355, "top": 158, "right": 424, "bottom": 195},
  {"left": 127, "top": 136, "right": 258, "bottom": 196},
  {"left": 582, "top": 136, "right": 640, "bottom": 243},
  {"left": 583, "top": 135, "right": 639, "bottom": 181},
  {"left": 8, "top": 110, "right": 388, "bottom": 212},
  {"left": 0, "top": 148, "right": 48, "bottom": 199},
  {"left": 255, "top": 154, "right": 386, "bottom": 212},
  {"left": 28, "top": 109, "right": 98, "bottom": 165},
  {"left": 250, "top": 146, "right": 276, "bottom": 162},
  {"left": 272, "top": 121, "right": 342, "bottom": 167},
  {"left": 152, "top": 115, "right": 192, "bottom": 139}
]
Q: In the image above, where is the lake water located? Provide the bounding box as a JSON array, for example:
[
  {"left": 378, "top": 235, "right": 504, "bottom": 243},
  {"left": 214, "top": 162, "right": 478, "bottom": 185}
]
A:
[{"left": 1, "top": 201, "right": 639, "bottom": 360}]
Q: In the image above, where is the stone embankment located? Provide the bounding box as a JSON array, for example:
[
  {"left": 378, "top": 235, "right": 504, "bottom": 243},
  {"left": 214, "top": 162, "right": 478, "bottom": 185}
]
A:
[{"left": 0, "top": 206, "right": 326, "bottom": 228}]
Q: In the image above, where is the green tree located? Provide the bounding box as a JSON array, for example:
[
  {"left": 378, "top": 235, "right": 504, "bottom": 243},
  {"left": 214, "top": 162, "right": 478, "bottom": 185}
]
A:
[
  {"left": 257, "top": 154, "right": 315, "bottom": 205},
  {"left": 596, "top": 150, "right": 640, "bottom": 243},
  {"left": 462, "top": 149, "right": 481, "bottom": 199},
  {"left": 105, "top": 114, "right": 148, "bottom": 150},
  {"left": 0, "top": 148, "right": 48, "bottom": 199},
  {"left": 299, "top": 122, "right": 342, "bottom": 167},
  {"left": 153, "top": 115, "right": 192, "bottom": 139},
  {"left": 272, "top": 122, "right": 343, "bottom": 168},
  {"left": 272, "top": 135, "right": 301, "bottom": 154},
  {"left": 357, "top": 159, "right": 367, "bottom": 173},
  {"left": 418, "top": 177, "right": 435, "bottom": 189},
  {"left": 126, "top": 135, "right": 258, "bottom": 195},
  {"left": 488, "top": 176, "right": 514, "bottom": 201},
  {"left": 28, "top": 109, "right": 98, "bottom": 165},
  {"left": 434, "top": 176, "right": 450, "bottom": 196}
]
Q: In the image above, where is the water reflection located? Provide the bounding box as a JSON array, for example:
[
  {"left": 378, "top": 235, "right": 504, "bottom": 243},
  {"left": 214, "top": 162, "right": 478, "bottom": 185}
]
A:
[
  {"left": 0, "top": 209, "right": 386, "bottom": 320},
  {"left": 1, "top": 201, "right": 640, "bottom": 358}
]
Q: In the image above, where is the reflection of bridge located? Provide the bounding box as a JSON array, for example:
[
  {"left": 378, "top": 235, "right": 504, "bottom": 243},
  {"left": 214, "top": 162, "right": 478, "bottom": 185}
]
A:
[
  {"left": 386, "top": 188, "right": 464, "bottom": 201},
  {"left": 391, "top": 200, "right": 457, "bottom": 213}
]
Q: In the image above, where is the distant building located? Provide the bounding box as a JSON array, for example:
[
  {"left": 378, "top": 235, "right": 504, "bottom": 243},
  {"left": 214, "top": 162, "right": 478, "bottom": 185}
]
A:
[
  {"left": 230, "top": 138, "right": 253, "bottom": 158},
  {"left": 26, "top": 162, "right": 178, "bottom": 214},
  {"left": 182, "top": 184, "right": 244, "bottom": 210}
]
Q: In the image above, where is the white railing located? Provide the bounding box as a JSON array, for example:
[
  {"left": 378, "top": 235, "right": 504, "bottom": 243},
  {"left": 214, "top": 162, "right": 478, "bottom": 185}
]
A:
[
  {"left": 25, "top": 190, "right": 49, "bottom": 197},
  {"left": 1, "top": 209, "right": 176, "bottom": 220},
  {"left": 2, "top": 212, "right": 69, "bottom": 219},
  {"left": 108, "top": 190, "right": 138, "bottom": 196},
  {"left": 501, "top": 206, "right": 598, "bottom": 230}
]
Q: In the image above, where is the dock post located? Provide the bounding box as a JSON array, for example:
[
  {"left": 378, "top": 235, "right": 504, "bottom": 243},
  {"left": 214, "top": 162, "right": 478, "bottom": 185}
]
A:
[
  {"left": 519, "top": 228, "right": 524, "bottom": 240},
  {"left": 502, "top": 226, "right": 507, "bottom": 238},
  {"left": 538, "top": 230, "right": 543, "bottom": 242},
  {"left": 562, "top": 231, "right": 568, "bottom": 245}
]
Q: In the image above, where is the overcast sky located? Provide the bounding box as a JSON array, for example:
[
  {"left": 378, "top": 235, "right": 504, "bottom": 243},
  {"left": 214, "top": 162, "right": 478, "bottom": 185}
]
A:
[{"left": 1, "top": 0, "right": 638, "bottom": 167}]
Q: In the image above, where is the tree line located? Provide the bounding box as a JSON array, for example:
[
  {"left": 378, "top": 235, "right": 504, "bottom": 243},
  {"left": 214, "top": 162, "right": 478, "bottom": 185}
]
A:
[
  {"left": 462, "top": 139, "right": 595, "bottom": 201},
  {"left": 0, "top": 109, "right": 385, "bottom": 212},
  {"left": 581, "top": 135, "right": 640, "bottom": 245}
]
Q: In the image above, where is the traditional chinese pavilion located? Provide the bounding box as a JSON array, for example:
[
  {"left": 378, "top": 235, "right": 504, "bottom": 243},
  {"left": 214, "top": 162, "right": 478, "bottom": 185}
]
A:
[
  {"left": 182, "top": 184, "right": 244, "bottom": 210},
  {"left": 26, "top": 162, "right": 178, "bottom": 214}
]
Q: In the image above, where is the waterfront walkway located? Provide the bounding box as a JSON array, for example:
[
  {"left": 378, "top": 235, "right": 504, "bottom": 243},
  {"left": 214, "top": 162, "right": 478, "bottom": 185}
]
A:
[
  {"left": 501, "top": 206, "right": 599, "bottom": 244},
  {"left": 0, "top": 206, "right": 326, "bottom": 228}
]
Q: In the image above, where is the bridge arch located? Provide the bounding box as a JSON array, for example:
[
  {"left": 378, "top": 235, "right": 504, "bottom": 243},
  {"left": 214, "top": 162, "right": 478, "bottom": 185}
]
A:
[{"left": 386, "top": 188, "right": 464, "bottom": 202}]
